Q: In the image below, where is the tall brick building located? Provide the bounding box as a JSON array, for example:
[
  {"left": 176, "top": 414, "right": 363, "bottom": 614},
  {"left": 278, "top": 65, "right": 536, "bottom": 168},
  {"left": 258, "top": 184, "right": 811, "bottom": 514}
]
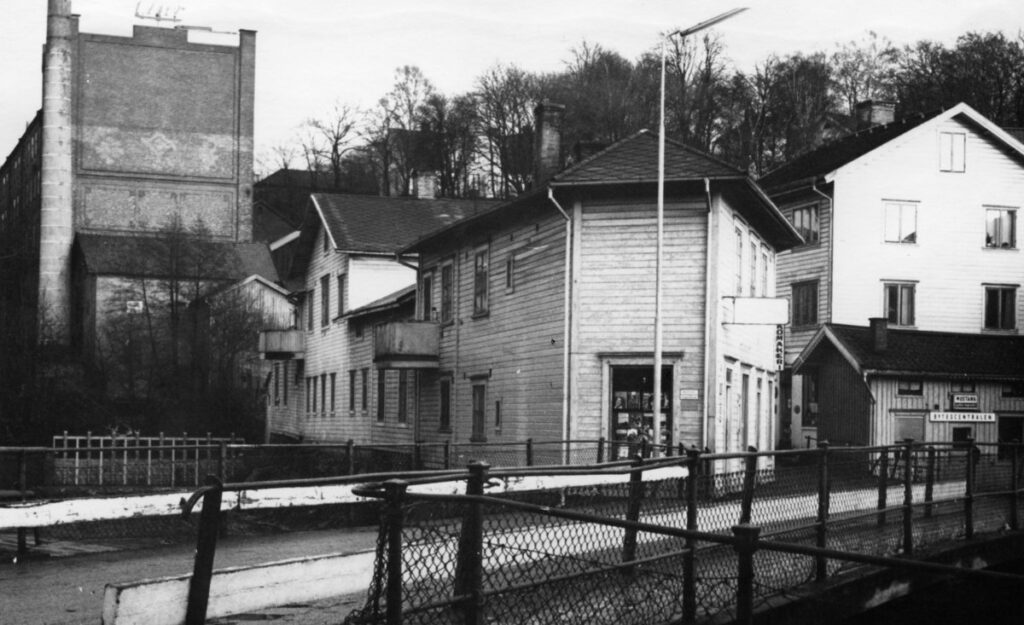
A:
[{"left": 0, "top": 0, "right": 259, "bottom": 438}]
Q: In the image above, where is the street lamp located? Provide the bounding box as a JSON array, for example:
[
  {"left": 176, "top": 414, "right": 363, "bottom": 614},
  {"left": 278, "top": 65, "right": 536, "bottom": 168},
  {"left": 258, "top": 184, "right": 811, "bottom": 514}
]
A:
[{"left": 652, "top": 8, "right": 747, "bottom": 455}]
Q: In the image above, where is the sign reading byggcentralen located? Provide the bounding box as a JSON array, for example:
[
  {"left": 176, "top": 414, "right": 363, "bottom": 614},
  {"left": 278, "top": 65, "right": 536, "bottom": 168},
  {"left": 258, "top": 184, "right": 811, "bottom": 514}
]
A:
[{"left": 929, "top": 412, "right": 996, "bottom": 423}]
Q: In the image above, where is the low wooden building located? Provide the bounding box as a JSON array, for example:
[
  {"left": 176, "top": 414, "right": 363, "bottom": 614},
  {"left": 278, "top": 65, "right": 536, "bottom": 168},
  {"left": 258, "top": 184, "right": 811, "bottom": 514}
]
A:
[{"left": 793, "top": 318, "right": 1024, "bottom": 447}]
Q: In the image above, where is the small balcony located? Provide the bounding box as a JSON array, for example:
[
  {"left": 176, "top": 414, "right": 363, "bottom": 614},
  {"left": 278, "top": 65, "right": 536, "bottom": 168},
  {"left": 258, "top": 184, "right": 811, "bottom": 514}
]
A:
[
  {"left": 258, "top": 329, "right": 305, "bottom": 360},
  {"left": 374, "top": 321, "right": 439, "bottom": 369}
]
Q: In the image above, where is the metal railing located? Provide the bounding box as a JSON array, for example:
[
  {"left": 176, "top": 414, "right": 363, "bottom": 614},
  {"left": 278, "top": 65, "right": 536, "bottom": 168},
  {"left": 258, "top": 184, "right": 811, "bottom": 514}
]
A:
[{"left": 176, "top": 439, "right": 1024, "bottom": 625}]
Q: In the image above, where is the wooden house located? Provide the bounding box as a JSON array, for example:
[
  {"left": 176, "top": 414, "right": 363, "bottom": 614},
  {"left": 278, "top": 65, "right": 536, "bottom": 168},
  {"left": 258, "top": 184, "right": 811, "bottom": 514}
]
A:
[
  {"left": 260, "top": 192, "right": 495, "bottom": 443},
  {"left": 387, "top": 103, "right": 802, "bottom": 467},
  {"left": 794, "top": 319, "right": 1024, "bottom": 447},
  {"left": 760, "top": 102, "right": 1024, "bottom": 448}
]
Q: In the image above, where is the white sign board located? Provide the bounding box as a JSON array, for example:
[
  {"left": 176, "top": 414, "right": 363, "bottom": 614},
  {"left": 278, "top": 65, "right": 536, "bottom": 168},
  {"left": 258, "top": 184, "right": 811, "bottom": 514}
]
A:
[
  {"left": 724, "top": 297, "right": 790, "bottom": 325},
  {"left": 929, "top": 412, "right": 996, "bottom": 423}
]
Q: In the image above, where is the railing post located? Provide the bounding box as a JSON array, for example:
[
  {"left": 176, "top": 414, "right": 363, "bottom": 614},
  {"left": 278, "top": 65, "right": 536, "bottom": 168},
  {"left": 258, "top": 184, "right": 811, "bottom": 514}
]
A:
[
  {"left": 924, "top": 446, "right": 936, "bottom": 518},
  {"left": 525, "top": 438, "right": 534, "bottom": 467},
  {"left": 683, "top": 448, "right": 700, "bottom": 623},
  {"left": 739, "top": 446, "right": 758, "bottom": 525},
  {"left": 816, "top": 441, "right": 831, "bottom": 582},
  {"left": 384, "top": 479, "right": 408, "bottom": 625},
  {"left": 965, "top": 437, "right": 976, "bottom": 539},
  {"left": 877, "top": 447, "right": 889, "bottom": 527},
  {"left": 622, "top": 455, "right": 644, "bottom": 568},
  {"left": 413, "top": 442, "right": 422, "bottom": 471},
  {"left": 732, "top": 524, "right": 761, "bottom": 625},
  {"left": 1011, "top": 443, "right": 1021, "bottom": 531},
  {"left": 454, "top": 462, "right": 488, "bottom": 625},
  {"left": 185, "top": 476, "right": 223, "bottom": 625},
  {"left": 346, "top": 439, "right": 356, "bottom": 475},
  {"left": 902, "top": 439, "right": 914, "bottom": 556},
  {"left": 444, "top": 440, "right": 452, "bottom": 470},
  {"left": 597, "top": 437, "right": 605, "bottom": 464},
  {"left": 217, "top": 442, "right": 227, "bottom": 483}
]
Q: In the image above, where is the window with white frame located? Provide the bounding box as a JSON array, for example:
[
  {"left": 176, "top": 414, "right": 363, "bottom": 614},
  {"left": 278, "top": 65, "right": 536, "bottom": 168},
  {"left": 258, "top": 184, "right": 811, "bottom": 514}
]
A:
[
  {"left": 939, "top": 131, "right": 966, "bottom": 172},
  {"left": 791, "top": 205, "right": 819, "bottom": 244},
  {"left": 984, "top": 286, "right": 1017, "bottom": 330},
  {"left": 791, "top": 281, "right": 818, "bottom": 326},
  {"left": 884, "top": 201, "right": 918, "bottom": 244},
  {"left": 440, "top": 262, "right": 454, "bottom": 323},
  {"left": 760, "top": 251, "right": 769, "bottom": 297},
  {"left": 884, "top": 282, "right": 916, "bottom": 326},
  {"left": 749, "top": 239, "right": 757, "bottom": 296},
  {"left": 735, "top": 227, "right": 744, "bottom": 296},
  {"left": 985, "top": 206, "right": 1016, "bottom": 249},
  {"left": 421, "top": 271, "right": 434, "bottom": 321},
  {"left": 473, "top": 247, "right": 489, "bottom": 316}
]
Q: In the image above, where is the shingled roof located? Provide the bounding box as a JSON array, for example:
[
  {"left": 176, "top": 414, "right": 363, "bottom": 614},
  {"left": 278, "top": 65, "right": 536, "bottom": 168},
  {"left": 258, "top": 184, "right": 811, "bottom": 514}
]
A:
[
  {"left": 312, "top": 194, "right": 496, "bottom": 254},
  {"left": 796, "top": 323, "right": 1024, "bottom": 381},
  {"left": 75, "top": 233, "right": 279, "bottom": 283},
  {"left": 551, "top": 130, "right": 744, "bottom": 184}
]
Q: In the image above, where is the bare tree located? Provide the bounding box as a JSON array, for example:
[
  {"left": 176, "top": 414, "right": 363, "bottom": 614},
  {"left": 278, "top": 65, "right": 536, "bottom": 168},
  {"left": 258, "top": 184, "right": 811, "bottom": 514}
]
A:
[
  {"left": 475, "top": 63, "right": 541, "bottom": 197},
  {"left": 304, "top": 101, "right": 360, "bottom": 188}
]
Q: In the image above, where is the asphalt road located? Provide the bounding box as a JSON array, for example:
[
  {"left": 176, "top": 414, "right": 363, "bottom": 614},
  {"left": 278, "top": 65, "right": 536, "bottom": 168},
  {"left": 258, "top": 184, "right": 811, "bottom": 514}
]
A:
[{"left": 0, "top": 527, "right": 379, "bottom": 625}]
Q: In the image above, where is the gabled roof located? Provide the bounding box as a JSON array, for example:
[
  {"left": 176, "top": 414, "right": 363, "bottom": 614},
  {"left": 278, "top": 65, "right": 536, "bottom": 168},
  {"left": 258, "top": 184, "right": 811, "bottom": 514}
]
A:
[
  {"left": 759, "top": 103, "right": 1024, "bottom": 192},
  {"left": 403, "top": 130, "right": 802, "bottom": 254},
  {"left": 75, "top": 233, "right": 279, "bottom": 283},
  {"left": 795, "top": 323, "right": 1024, "bottom": 381},
  {"left": 312, "top": 194, "right": 496, "bottom": 254},
  {"left": 551, "top": 130, "right": 744, "bottom": 184}
]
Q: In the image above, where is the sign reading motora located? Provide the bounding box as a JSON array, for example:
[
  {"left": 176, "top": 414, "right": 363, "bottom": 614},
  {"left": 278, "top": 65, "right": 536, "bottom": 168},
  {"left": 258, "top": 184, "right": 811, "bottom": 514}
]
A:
[{"left": 929, "top": 412, "right": 996, "bottom": 423}]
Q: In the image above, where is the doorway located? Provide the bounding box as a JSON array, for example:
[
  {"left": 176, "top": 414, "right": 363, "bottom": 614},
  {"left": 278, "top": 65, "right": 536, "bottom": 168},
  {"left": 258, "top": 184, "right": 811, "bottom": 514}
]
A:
[{"left": 609, "top": 365, "right": 672, "bottom": 458}]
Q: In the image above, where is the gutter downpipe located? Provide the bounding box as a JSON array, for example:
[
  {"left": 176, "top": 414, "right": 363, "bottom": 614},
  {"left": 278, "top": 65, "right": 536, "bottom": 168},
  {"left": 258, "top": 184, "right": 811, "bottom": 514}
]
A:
[
  {"left": 548, "top": 187, "right": 573, "bottom": 462},
  {"left": 702, "top": 178, "right": 714, "bottom": 451}
]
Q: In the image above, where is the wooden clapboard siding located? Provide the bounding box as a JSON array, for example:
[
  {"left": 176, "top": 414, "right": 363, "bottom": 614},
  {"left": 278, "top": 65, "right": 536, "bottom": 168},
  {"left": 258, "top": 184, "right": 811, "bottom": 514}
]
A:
[
  {"left": 418, "top": 212, "right": 567, "bottom": 447},
  {"left": 774, "top": 192, "right": 832, "bottom": 362},
  {"left": 869, "top": 378, "right": 1007, "bottom": 446},
  {"left": 831, "top": 116, "right": 1024, "bottom": 332},
  {"left": 814, "top": 348, "right": 872, "bottom": 446},
  {"left": 573, "top": 198, "right": 708, "bottom": 446}
]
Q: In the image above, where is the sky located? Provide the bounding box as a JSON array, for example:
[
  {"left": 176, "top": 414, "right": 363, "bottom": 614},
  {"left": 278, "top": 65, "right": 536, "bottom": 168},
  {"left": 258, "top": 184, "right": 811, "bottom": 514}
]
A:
[{"left": 3, "top": 0, "right": 1022, "bottom": 171}]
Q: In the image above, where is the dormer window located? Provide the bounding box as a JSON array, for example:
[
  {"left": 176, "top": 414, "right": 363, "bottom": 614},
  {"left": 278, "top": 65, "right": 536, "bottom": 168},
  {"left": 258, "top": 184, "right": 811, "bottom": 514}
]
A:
[{"left": 939, "top": 132, "right": 966, "bottom": 172}]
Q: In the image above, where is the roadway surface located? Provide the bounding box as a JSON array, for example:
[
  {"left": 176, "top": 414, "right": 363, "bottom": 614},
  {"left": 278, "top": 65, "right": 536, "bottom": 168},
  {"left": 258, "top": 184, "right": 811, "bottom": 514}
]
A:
[{"left": 0, "top": 527, "right": 378, "bottom": 625}]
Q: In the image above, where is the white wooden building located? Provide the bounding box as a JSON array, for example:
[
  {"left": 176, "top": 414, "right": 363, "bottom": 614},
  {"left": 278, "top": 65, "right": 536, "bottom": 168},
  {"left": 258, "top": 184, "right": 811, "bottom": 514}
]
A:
[{"left": 761, "top": 101, "right": 1024, "bottom": 448}]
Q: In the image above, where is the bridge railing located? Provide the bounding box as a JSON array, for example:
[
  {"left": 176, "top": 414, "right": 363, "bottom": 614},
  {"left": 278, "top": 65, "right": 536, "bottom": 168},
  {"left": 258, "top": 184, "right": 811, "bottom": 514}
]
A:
[{"left": 174, "top": 439, "right": 1024, "bottom": 625}]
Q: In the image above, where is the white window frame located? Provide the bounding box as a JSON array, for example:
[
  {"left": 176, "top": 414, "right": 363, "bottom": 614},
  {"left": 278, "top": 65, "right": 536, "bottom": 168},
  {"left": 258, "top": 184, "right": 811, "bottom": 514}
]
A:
[
  {"left": 884, "top": 201, "right": 918, "bottom": 244},
  {"left": 939, "top": 131, "right": 966, "bottom": 172},
  {"left": 985, "top": 206, "right": 1017, "bottom": 249}
]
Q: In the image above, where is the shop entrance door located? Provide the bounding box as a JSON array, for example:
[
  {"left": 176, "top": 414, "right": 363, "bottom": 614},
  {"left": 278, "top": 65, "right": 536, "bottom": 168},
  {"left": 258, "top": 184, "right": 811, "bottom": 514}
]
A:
[{"left": 609, "top": 365, "right": 672, "bottom": 459}]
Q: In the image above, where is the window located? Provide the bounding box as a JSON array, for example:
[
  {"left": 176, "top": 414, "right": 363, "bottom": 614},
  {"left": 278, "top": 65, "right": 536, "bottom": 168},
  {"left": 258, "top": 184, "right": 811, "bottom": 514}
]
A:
[
  {"left": 306, "top": 288, "right": 314, "bottom": 330},
  {"left": 791, "top": 205, "right": 819, "bottom": 244},
  {"left": 505, "top": 256, "right": 515, "bottom": 292},
  {"left": 421, "top": 272, "right": 433, "bottom": 321},
  {"left": 986, "top": 207, "right": 1016, "bottom": 249},
  {"left": 439, "top": 379, "right": 452, "bottom": 431},
  {"left": 494, "top": 400, "right": 501, "bottom": 429},
  {"left": 330, "top": 373, "right": 337, "bottom": 413},
  {"left": 473, "top": 248, "right": 489, "bottom": 315},
  {"left": 361, "top": 368, "right": 368, "bottom": 410},
  {"left": 791, "top": 281, "right": 818, "bottom": 326},
  {"left": 884, "top": 201, "right": 917, "bottom": 244},
  {"left": 803, "top": 371, "right": 819, "bottom": 428},
  {"left": 884, "top": 283, "right": 916, "bottom": 326},
  {"left": 898, "top": 379, "right": 923, "bottom": 396},
  {"left": 760, "top": 252, "right": 769, "bottom": 297},
  {"left": 305, "top": 377, "right": 311, "bottom": 412},
  {"left": 273, "top": 364, "right": 280, "bottom": 405},
  {"left": 320, "top": 373, "right": 327, "bottom": 414},
  {"left": 749, "top": 240, "right": 757, "bottom": 296},
  {"left": 377, "top": 369, "right": 386, "bottom": 422},
  {"left": 441, "top": 263, "right": 454, "bottom": 323},
  {"left": 312, "top": 376, "right": 318, "bottom": 412},
  {"left": 939, "top": 131, "right": 966, "bottom": 172},
  {"left": 283, "top": 362, "right": 288, "bottom": 406},
  {"left": 1002, "top": 382, "right": 1024, "bottom": 398},
  {"left": 320, "top": 275, "right": 330, "bottom": 327},
  {"left": 337, "top": 274, "right": 347, "bottom": 315},
  {"left": 398, "top": 370, "right": 408, "bottom": 423},
  {"left": 951, "top": 381, "right": 976, "bottom": 393},
  {"left": 984, "top": 286, "right": 1016, "bottom": 330},
  {"left": 349, "top": 370, "right": 356, "bottom": 412},
  {"left": 735, "top": 228, "right": 744, "bottom": 296},
  {"left": 471, "top": 384, "right": 486, "bottom": 441}
]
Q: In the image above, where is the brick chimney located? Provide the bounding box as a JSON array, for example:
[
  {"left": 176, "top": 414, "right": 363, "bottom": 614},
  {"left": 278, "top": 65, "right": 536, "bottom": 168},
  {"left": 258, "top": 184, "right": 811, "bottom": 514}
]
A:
[
  {"left": 533, "top": 101, "right": 565, "bottom": 186},
  {"left": 855, "top": 100, "right": 896, "bottom": 131},
  {"left": 411, "top": 170, "right": 438, "bottom": 199},
  {"left": 869, "top": 317, "right": 888, "bottom": 352}
]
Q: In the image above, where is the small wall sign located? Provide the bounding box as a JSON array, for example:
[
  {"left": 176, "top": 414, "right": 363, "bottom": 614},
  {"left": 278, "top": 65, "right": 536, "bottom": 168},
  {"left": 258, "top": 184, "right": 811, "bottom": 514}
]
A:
[{"left": 929, "top": 411, "right": 995, "bottom": 423}]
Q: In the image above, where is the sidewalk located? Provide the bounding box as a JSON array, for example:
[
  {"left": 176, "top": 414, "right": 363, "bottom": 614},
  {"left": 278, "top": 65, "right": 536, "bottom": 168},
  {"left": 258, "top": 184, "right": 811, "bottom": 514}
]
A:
[{"left": 1, "top": 526, "right": 379, "bottom": 625}]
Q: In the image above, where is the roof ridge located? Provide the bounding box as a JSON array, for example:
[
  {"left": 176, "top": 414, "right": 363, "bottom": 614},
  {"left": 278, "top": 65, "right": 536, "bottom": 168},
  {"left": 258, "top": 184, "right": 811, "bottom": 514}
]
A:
[{"left": 551, "top": 129, "right": 651, "bottom": 182}]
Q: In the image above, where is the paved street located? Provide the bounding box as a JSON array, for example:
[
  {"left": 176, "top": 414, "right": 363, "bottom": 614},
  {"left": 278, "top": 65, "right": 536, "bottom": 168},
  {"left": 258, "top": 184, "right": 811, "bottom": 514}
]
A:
[{"left": 0, "top": 527, "right": 378, "bottom": 625}]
